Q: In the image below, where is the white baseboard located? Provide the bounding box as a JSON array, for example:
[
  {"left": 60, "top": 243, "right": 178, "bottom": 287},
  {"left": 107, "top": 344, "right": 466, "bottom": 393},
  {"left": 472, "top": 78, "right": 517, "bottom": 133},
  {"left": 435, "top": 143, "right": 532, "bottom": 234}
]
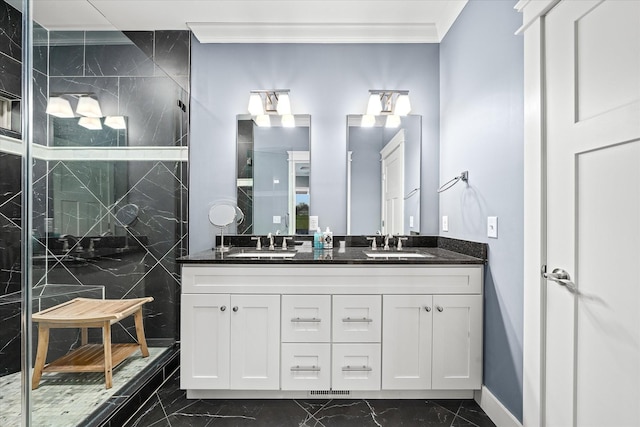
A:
[{"left": 475, "top": 386, "right": 522, "bottom": 427}]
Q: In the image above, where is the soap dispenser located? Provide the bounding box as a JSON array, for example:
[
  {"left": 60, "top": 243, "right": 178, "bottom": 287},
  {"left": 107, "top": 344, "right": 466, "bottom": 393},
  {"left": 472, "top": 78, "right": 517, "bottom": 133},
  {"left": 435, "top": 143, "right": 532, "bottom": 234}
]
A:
[{"left": 323, "top": 227, "right": 333, "bottom": 249}]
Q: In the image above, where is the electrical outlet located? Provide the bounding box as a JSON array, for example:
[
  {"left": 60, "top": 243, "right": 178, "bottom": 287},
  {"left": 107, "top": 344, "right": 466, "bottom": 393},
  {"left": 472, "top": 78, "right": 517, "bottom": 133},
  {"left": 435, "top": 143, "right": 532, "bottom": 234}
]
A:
[
  {"left": 273, "top": 215, "right": 281, "bottom": 224},
  {"left": 442, "top": 215, "right": 449, "bottom": 232},
  {"left": 409, "top": 216, "right": 414, "bottom": 227},
  {"left": 488, "top": 216, "right": 498, "bottom": 238}
]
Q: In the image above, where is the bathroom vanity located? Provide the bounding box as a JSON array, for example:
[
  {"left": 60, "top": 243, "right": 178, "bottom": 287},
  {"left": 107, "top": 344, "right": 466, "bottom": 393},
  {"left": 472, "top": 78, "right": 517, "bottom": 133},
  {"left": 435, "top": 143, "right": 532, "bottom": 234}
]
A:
[{"left": 178, "top": 237, "right": 486, "bottom": 399}]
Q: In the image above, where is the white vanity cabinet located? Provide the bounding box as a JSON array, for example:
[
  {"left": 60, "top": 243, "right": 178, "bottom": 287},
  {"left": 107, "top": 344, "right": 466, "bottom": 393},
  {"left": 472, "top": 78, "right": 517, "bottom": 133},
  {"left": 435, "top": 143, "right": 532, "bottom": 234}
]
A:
[
  {"left": 381, "top": 294, "right": 483, "bottom": 391},
  {"left": 180, "top": 293, "right": 280, "bottom": 390},
  {"left": 181, "top": 264, "right": 483, "bottom": 399}
]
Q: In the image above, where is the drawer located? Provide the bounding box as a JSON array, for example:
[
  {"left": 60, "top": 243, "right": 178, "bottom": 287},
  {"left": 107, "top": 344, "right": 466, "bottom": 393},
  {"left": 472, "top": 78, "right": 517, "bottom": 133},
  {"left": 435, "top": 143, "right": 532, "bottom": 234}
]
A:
[
  {"left": 281, "top": 343, "right": 331, "bottom": 390},
  {"left": 282, "top": 295, "right": 331, "bottom": 342},
  {"left": 332, "top": 343, "right": 381, "bottom": 391},
  {"left": 332, "top": 295, "right": 381, "bottom": 342}
]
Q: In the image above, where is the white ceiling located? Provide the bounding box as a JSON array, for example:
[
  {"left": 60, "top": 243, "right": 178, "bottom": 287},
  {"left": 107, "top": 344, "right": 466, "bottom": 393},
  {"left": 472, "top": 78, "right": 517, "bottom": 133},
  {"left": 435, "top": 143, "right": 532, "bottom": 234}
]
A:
[{"left": 21, "top": 0, "right": 468, "bottom": 43}]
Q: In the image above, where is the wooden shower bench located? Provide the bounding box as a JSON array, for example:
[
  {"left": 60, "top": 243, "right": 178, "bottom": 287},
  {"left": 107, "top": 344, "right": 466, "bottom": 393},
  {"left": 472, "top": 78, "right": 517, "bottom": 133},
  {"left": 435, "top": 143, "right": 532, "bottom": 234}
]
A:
[{"left": 32, "top": 297, "right": 153, "bottom": 389}]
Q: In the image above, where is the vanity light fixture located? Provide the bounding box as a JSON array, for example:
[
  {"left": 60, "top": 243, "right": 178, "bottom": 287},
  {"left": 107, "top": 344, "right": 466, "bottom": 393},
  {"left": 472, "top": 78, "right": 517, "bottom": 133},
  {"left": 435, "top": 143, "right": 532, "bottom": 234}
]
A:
[
  {"left": 45, "top": 96, "right": 75, "bottom": 118},
  {"left": 104, "top": 116, "right": 127, "bottom": 129},
  {"left": 247, "top": 90, "right": 293, "bottom": 127},
  {"left": 365, "top": 90, "right": 412, "bottom": 117},
  {"left": 254, "top": 114, "right": 271, "bottom": 128},
  {"left": 361, "top": 114, "right": 376, "bottom": 127},
  {"left": 281, "top": 114, "right": 295, "bottom": 128},
  {"left": 385, "top": 114, "right": 401, "bottom": 128},
  {"left": 76, "top": 96, "right": 103, "bottom": 118},
  {"left": 78, "top": 116, "right": 102, "bottom": 130}
]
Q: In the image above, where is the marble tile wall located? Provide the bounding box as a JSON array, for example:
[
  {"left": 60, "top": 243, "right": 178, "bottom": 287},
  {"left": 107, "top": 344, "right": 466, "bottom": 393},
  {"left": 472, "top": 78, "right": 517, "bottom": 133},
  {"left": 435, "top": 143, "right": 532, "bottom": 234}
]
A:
[
  {"left": 0, "top": 0, "right": 25, "bottom": 377},
  {"left": 0, "top": 11, "right": 191, "bottom": 376}
]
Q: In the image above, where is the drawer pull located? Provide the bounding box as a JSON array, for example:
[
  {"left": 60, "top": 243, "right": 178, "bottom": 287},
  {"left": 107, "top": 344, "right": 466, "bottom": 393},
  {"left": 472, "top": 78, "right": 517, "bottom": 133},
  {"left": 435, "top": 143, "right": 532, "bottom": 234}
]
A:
[
  {"left": 342, "top": 317, "right": 373, "bottom": 323},
  {"left": 291, "top": 365, "right": 321, "bottom": 372},
  {"left": 342, "top": 365, "right": 372, "bottom": 372},
  {"left": 291, "top": 317, "right": 322, "bottom": 323}
]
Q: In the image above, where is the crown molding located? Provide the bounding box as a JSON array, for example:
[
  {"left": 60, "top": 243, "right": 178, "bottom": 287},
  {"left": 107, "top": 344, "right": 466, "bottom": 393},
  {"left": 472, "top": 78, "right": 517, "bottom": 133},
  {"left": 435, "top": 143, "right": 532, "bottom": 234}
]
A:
[{"left": 188, "top": 22, "right": 440, "bottom": 44}]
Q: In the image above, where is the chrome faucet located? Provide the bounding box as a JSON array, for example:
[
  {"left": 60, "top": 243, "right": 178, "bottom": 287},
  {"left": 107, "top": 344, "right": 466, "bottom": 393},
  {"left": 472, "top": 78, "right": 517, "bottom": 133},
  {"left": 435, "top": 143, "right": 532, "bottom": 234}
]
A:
[
  {"left": 267, "top": 232, "right": 275, "bottom": 250},
  {"left": 383, "top": 234, "right": 392, "bottom": 251},
  {"left": 397, "top": 236, "right": 408, "bottom": 250},
  {"left": 366, "top": 236, "right": 378, "bottom": 250},
  {"left": 251, "top": 236, "right": 262, "bottom": 250},
  {"left": 281, "top": 236, "right": 294, "bottom": 250}
]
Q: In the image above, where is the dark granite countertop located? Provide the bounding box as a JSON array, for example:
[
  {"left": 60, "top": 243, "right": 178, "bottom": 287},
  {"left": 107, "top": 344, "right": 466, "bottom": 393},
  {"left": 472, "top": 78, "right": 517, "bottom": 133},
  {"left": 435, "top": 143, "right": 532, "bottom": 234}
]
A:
[{"left": 178, "top": 236, "right": 486, "bottom": 265}]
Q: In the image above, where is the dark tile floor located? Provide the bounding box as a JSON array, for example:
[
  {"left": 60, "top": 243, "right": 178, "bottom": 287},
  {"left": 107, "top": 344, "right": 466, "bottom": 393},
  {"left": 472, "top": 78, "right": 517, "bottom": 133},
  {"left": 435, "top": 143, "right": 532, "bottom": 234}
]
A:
[{"left": 124, "top": 369, "right": 496, "bottom": 427}]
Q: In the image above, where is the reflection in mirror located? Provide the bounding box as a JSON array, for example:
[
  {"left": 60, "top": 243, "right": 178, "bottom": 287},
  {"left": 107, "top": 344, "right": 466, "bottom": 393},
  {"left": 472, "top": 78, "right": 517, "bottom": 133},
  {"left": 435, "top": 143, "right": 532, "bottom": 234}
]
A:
[
  {"left": 237, "top": 115, "right": 310, "bottom": 235},
  {"left": 52, "top": 116, "right": 127, "bottom": 147},
  {"left": 347, "top": 115, "right": 421, "bottom": 235}
]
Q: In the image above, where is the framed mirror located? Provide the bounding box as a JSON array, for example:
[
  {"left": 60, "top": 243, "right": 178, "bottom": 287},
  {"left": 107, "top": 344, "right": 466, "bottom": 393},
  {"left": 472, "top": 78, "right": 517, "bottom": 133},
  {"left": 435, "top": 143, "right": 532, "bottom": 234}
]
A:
[
  {"left": 347, "top": 115, "right": 421, "bottom": 235},
  {"left": 236, "top": 114, "right": 311, "bottom": 235}
]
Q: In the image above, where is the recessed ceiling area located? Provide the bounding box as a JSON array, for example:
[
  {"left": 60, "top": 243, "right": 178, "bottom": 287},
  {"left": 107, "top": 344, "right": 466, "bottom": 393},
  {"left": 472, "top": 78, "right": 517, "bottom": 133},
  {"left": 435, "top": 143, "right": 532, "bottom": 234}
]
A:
[{"left": 20, "top": 0, "right": 468, "bottom": 43}]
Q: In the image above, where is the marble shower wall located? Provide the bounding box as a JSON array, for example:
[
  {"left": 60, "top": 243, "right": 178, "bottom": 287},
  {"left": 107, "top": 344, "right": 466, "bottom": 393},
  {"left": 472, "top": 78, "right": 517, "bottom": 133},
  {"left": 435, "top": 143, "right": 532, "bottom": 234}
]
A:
[
  {"left": 0, "top": 15, "right": 190, "bottom": 376},
  {"left": 39, "top": 29, "right": 190, "bottom": 358}
]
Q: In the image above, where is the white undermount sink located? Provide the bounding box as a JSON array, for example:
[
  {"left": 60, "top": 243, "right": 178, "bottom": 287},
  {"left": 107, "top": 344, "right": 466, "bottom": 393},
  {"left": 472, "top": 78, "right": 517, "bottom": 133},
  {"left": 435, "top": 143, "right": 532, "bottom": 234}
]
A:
[
  {"left": 229, "top": 251, "right": 297, "bottom": 258},
  {"left": 364, "top": 251, "right": 433, "bottom": 258}
]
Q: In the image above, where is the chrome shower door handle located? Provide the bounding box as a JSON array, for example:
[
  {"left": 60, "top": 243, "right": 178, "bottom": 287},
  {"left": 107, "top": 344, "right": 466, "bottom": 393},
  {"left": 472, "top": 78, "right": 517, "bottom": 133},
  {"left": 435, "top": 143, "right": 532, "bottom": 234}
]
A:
[{"left": 542, "top": 267, "right": 577, "bottom": 293}]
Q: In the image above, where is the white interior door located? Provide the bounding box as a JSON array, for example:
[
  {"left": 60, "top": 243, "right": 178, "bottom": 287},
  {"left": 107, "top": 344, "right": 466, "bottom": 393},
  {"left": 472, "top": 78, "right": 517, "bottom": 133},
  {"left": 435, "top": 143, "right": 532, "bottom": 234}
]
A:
[
  {"left": 380, "top": 130, "right": 404, "bottom": 235},
  {"left": 544, "top": 1, "right": 640, "bottom": 426}
]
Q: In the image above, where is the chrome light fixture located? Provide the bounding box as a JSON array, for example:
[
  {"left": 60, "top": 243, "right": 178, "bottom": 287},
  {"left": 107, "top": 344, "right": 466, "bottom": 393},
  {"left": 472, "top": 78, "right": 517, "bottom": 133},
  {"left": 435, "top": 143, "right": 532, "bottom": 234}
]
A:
[
  {"left": 365, "top": 90, "right": 412, "bottom": 116},
  {"left": 46, "top": 96, "right": 74, "bottom": 118},
  {"left": 104, "top": 116, "right": 127, "bottom": 129},
  {"left": 76, "top": 96, "right": 103, "bottom": 117},
  {"left": 247, "top": 90, "right": 294, "bottom": 127},
  {"left": 78, "top": 117, "right": 102, "bottom": 130},
  {"left": 385, "top": 114, "right": 401, "bottom": 128}
]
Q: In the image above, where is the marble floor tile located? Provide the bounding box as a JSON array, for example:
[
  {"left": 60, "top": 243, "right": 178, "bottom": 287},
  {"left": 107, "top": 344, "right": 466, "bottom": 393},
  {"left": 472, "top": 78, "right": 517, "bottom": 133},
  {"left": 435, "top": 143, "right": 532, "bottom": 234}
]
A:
[{"left": 125, "top": 369, "right": 497, "bottom": 427}]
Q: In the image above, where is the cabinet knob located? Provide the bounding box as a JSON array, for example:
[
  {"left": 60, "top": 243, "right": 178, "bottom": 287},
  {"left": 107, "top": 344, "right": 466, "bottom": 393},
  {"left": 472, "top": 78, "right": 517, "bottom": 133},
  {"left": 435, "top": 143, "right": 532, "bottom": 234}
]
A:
[
  {"left": 436, "top": 306, "right": 443, "bottom": 312},
  {"left": 220, "top": 306, "right": 226, "bottom": 312},
  {"left": 232, "top": 306, "right": 239, "bottom": 312},
  {"left": 424, "top": 306, "right": 431, "bottom": 312}
]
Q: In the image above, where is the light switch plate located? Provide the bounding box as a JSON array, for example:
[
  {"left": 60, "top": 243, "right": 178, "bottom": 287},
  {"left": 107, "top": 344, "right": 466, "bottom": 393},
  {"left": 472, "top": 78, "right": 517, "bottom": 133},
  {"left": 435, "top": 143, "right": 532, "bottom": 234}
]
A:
[
  {"left": 409, "top": 216, "right": 414, "bottom": 227},
  {"left": 487, "top": 216, "right": 498, "bottom": 238},
  {"left": 442, "top": 215, "right": 449, "bottom": 232}
]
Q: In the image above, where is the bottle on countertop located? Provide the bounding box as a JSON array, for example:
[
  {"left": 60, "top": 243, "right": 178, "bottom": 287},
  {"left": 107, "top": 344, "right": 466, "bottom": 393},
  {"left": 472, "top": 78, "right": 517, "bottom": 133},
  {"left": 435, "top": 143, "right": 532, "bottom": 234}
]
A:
[
  {"left": 323, "top": 227, "right": 333, "bottom": 249},
  {"left": 314, "top": 227, "right": 323, "bottom": 249}
]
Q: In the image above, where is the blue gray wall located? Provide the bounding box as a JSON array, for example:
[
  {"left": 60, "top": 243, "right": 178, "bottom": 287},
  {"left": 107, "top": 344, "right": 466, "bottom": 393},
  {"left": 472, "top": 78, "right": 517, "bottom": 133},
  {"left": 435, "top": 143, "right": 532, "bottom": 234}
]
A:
[
  {"left": 189, "top": 43, "right": 440, "bottom": 252},
  {"left": 440, "top": 0, "right": 524, "bottom": 420}
]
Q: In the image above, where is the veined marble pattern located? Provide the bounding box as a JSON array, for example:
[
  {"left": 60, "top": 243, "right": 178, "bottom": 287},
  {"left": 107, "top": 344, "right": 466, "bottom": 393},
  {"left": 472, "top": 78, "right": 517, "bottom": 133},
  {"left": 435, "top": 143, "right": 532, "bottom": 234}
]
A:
[
  {"left": 0, "top": 347, "right": 168, "bottom": 427},
  {"left": 126, "top": 370, "right": 497, "bottom": 427}
]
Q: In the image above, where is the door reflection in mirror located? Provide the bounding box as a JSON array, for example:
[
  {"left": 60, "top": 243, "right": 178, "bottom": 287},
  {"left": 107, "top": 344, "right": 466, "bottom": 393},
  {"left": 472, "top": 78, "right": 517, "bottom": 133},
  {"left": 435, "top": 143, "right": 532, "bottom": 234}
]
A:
[
  {"left": 347, "top": 115, "right": 421, "bottom": 235},
  {"left": 236, "top": 115, "right": 311, "bottom": 235}
]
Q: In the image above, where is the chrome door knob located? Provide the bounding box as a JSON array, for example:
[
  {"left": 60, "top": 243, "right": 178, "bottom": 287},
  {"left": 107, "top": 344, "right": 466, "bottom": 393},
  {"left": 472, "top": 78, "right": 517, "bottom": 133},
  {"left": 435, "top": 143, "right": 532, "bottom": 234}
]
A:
[
  {"left": 436, "top": 306, "right": 443, "bottom": 312},
  {"left": 424, "top": 306, "right": 431, "bottom": 312},
  {"left": 232, "top": 306, "right": 239, "bottom": 312},
  {"left": 220, "top": 306, "right": 226, "bottom": 312}
]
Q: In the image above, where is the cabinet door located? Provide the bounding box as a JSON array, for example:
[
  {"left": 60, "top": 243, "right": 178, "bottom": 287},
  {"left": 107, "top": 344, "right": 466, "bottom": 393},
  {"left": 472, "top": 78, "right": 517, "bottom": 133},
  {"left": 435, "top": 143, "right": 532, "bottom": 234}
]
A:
[
  {"left": 180, "top": 294, "right": 230, "bottom": 389},
  {"left": 332, "top": 295, "right": 381, "bottom": 342},
  {"left": 382, "top": 295, "right": 433, "bottom": 390},
  {"left": 282, "top": 295, "right": 331, "bottom": 343},
  {"left": 230, "top": 295, "right": 281, "bottom": 389},
  {"left": 432, "top": 295, "right": 482, "bottom": 389}
]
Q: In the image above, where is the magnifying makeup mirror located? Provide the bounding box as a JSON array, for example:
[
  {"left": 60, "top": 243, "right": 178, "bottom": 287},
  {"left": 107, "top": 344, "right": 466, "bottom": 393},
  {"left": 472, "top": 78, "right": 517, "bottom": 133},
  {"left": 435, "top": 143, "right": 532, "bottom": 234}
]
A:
[
  {"left": 115, "top": 203, "right": 139, "bottom": 250},
  {"left": 209, "top": 200, "right": 244, "bottom": 252}
]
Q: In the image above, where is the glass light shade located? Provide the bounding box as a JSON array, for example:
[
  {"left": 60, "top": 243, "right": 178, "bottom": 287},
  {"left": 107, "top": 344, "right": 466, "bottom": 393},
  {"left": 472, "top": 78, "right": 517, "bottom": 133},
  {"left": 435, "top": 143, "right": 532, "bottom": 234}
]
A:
[
  {"left": 248, "top": 93, "right": 264, "bottom": 116},
  {"left": 361, "top": 114, "right": 376, "bottom": 127},
  {"left": 76, "top": 96, "right": 103, "bottom": 117},
  {"left": 385, "top": 114, "right": 401, "bottom": 128},
  {"left": 276, "top": 93, "right": 291, "bottom": 115},
  {"left": 46, "top": 96, "right": 74, "bottom": 118},
  {"left": 281, "top": 114, "right": 295, "bottom": 128},
  {"left": 366, "top": 94, "right": 382, "bottom": 116},
  {"left": 78, "top": 117, "right": 102, "bottom": 130},
  {"left": 394, "top": 94, "right": 411, "bottom": 116},
  {"left": 255, "top": 114, "right": 271, "bottom": 127},
  {"left": 104, "top": 116, "right": 127, "bottom": 129}
]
